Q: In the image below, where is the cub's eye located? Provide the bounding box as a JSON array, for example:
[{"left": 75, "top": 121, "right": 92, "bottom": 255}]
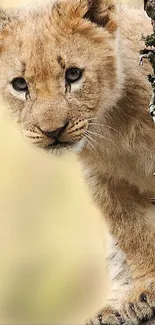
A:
[
  {"left": 12, "top": 77, "right": 28, "bottom": 92},
  {"left": 65, "top": 68, "right": 83, "bottom": 84}
]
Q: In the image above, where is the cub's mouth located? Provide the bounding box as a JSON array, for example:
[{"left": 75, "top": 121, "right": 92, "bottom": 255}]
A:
[
  {"left": 23, "top": 118, "right": 88, "bottom": 154},
  {"left": 47, "top": 140, "right": 74, "bottom": 148},
  {"left": 46, "top": 139, "right": 75, "bottom": 153}
]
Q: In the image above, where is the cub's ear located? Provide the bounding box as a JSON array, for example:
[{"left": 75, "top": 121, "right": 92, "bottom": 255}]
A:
[
  {"left": 0, "top": 8, "right": 19, "bottom": 44},
  {"left": 0, "top": 8, "right": 18, "bottom": 30},
  {"left": 0, "top": 9, "right": 9, "bottom": 30},
  {"left": 83, "top": 0, "right": 117, "bottom": 34},
  {"left": 0, "top": 9, "right": 11, "bottom": 44},
  {"left": 52, "top": 0, "right": 117, "bottom": 35}
]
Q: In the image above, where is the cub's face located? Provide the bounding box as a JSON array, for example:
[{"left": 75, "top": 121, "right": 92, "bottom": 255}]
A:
[{"left": 0, "top": 0, "right": 119, "bottom": 154}]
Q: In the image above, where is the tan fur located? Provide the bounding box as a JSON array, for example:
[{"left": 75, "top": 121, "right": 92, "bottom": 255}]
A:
[{"left": 0, "top": 0, "right": 155, "bottom": 323}]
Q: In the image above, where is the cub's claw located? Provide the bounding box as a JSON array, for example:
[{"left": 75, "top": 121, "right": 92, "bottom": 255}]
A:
[
  {"left": 86, "top": 282, "right": 155, "bottom": 325},
  {"left": 122, "top": 282, "right": 155, "bottom": 324},
  {"left": 86, "top": 306, "right": 125, "bottom": 325}
]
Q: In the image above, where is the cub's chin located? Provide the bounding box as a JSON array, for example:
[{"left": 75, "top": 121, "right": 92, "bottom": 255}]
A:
[{"left": 44, "top": 138, "right": 86, "bottom": 156}]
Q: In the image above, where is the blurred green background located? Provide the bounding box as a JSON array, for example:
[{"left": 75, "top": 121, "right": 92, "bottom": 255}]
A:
[{"left": 0, "top": 0, "right": 143, "bottom": 324}]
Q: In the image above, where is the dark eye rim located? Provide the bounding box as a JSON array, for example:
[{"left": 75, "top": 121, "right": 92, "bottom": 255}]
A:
[
  {"left": 65, "top": 67, "right": 84, "bottom": 84},
  {"left": 11, "top": 77, "right": 28, "bottom": 92}
]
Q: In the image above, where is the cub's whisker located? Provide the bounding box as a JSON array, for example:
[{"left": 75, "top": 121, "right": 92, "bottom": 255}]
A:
[
  {"left": 83, "top": 135, "right": 98, "bottom": 155},
  {"left": 85, "top": 132, "right": 107, "bottom": 152},
  {"left": 88, "top": 122, "right": 123, "bottom": 138},
  {"left": 86, "top": 130, "right": 119, "bottom": 150},
  {"left": 87, "top": 118, "right": 98, "bottom": 121}
]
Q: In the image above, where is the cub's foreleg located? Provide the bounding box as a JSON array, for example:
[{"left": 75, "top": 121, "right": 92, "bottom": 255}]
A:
[{"left": 87, "top": 177, "right": 155, "bottom": 325}]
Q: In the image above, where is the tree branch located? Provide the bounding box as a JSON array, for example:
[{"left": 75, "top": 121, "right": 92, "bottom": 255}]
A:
[
  {"left": 140, "top": 0, "right": 155, "bottom": 122},
  {"left": 139, "top": 319, "right": 155, "bottom": 325}
]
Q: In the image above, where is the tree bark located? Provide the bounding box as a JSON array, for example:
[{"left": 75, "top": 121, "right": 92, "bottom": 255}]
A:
[
  {"left": 140, "top": 0, "right": 155, "bottom": 122},
  {"left": 139, "top": 320, "right": 155, "bottom": 325}
]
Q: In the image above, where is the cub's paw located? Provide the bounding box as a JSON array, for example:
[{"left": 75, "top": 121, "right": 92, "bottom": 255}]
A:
[
  {"left": 122, "top": 282, "right": 155, "bottom": 324},
  {"left": 86, "top": 306, "right": 126, "bottom": 325}
]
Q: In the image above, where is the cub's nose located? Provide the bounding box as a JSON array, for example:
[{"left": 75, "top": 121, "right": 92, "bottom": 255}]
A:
[{"left": 40, "top": 122, "right": 68, "bottom": 140}]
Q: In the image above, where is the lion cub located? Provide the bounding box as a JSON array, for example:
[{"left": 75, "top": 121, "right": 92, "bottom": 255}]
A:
[{"left": 0, "top": 0, "right": 155, "bottom": 324}]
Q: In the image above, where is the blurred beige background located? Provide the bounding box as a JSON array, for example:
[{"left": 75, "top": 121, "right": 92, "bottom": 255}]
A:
[{"left": 0, "top": 0, "right": 143, "bottom": 324}]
